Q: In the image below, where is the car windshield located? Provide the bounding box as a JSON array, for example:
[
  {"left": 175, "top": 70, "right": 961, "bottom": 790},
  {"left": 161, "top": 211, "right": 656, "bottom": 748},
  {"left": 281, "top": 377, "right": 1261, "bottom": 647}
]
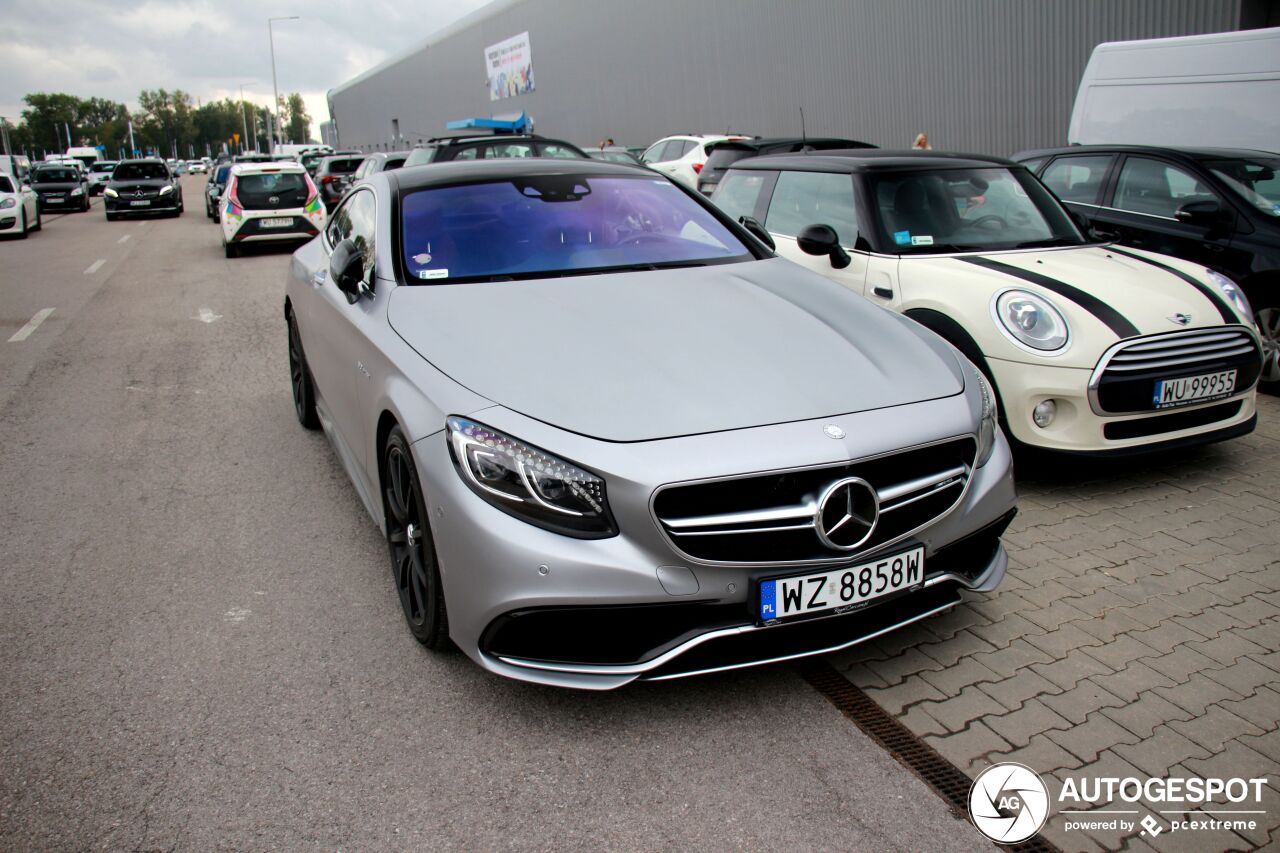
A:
[
  {"left": 1205, "top": 156, "right": 1280, "bottom": 218},
  {"left": 34, "top": 168, "right": 78, "bottom": 183},
  {"left": 91, "top": 163, "right": 116, "bottom": 174},
  {"left": 401, "top": 175, "right": 753, "bottom": 283},
  {"left": 113, "top": 163, "right": 169, "bottom": 181},
  {"left": 0, "top": 176, "right": 13, "bottom": 193},
  {"left": 236, "top": 172, "right": 309, "bottom": 204},
  {"left": 589, "top": 151, "right": 639, "bottom": 164},
  {"left": 326, "top": 158, "right": 362, "bottom": 174},
  {"left": 868, "top": 166, "right": 1084, "bottom": 253},
  {"left": 403, "top": 147, "right": 439, "bottom": 167}
]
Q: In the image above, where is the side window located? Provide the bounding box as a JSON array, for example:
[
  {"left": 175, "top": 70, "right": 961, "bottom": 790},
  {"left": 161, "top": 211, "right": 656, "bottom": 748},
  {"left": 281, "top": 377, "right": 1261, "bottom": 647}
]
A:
[
  {"left": 1040, "top": 156, "right": 1111, "bottom": 205},
  {"left": 540, "top": 143, "right": 582, "bottom": 159},
  {"left": 1114, "top": 157, "right": 1217, "bottom": 219},
  {"left": 1019, "top": 157, "right": 1047, "bottom": 174},
  {"left": 765, "top": 170, "right": 858, "bottom": 247},
  {"left": 452, "top": 146, "right": 480, "bottom": 160},
  {"left": 484, "top": 142, "right": 536, "bottom": 159},
  {"left": 344, "top": 190, "right": 377, "bottom": 283},
  {"left": 673, "top": 140, "right": 696, "bottom": 159},
  {"left": 713, "top": 172, "right": 770, "bottom": 224},
  {"left": 325, "top": 197, "right": 356, "bottom": 248},
  {"left": 354, "top": 158, "right": 372, "bottom": 180},
  {"left": 641, "top": 141, "right": 670, "bottom": 164}
]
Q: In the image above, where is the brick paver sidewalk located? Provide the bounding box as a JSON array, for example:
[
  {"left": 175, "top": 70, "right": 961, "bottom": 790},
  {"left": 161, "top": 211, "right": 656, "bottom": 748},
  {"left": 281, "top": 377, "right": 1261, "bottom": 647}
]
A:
[{"left": 831, "top": 395, "right": 1280, "bottom": 852}]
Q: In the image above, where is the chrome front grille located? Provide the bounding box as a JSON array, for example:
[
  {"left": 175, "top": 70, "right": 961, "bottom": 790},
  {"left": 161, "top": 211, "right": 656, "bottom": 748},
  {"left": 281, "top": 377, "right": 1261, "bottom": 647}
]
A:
[
  {"left": 652, "top": 437, "right": 976, "bottom": 566},
  {"left": 1090, "top": 327, "right": 1262, "bottom": 415}
]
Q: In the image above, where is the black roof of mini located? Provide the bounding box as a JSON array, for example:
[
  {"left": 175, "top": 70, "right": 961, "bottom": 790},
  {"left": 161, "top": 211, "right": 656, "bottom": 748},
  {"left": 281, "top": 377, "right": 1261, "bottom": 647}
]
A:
[{"left": 729, "top": 149, "right": 1017, "bottom": 173}]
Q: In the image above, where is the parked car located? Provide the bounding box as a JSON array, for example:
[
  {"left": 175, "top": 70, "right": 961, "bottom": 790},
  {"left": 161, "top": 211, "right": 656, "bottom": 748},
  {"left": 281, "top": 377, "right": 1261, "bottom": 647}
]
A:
[
  {"left": 300, "top": 150, "right": 327, "bottom": 176},
  {"left": 401, "top": 135, "right": 589, "bottom": 169},
  {"left": 712, "top": 150, "right": 1262, "bottom": 456},
  {"left": 351, "top": 151, "right": 410, "bottom": 183},
  {"left": 1012, "top": 145, "right": 1279, "bottom": 391},
  {"left": 233, "top": 153, "right": 274, "bottom": 164},
  {"left": 86, "top": 160, "right": 118, "bottom": 195},
  {"left": 586, "top": 147, "right": 643, "bottom": 165},
  {"left": 205, "top": 164, "right": 232, "bottom": 220},
  {"left": 30, "top": 163, "right": 89, "bottom": 213},
  {"left": 640, "top": 134, "right": 749, "bottom": 189},
  {"left": 102, "top": 158, "right": 182, "bottom": 220},
  {"left": 0, "top": 171, "right": 40, "bottom": 238},
  {"left": 282, "top": 158, "right": 1016, "bottom": 689},
  {"left": 219, "top": 161, "right": 324, "bottom": 258},
  {"left": 314, "top": 154, "right": 366, "bottom": 211},
  {"left": 697, "top": 137, "right": 876, "bottom": 196}
]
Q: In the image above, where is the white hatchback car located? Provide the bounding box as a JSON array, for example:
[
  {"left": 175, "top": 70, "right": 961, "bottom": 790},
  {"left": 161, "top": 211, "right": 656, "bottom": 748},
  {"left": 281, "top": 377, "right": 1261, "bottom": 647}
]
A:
[
  {"left": 713, "top": 151, "right": 1263, "bottom": 456},
  {"left": 219, "top": 162, "right": 325, "bottom": 258},
  {"left": 640, "top": 134, "right": 748, "bottom": 189},
  {"left": 0, "top": 172, "right": 40, "bottom": 238}
]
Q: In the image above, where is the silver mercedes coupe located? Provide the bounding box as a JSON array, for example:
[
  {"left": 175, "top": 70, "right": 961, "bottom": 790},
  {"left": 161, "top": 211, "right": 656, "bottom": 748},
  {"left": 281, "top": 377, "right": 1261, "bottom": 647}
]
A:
[{"left": 283, "top": 159, "right": 1017, "bottom": 689}]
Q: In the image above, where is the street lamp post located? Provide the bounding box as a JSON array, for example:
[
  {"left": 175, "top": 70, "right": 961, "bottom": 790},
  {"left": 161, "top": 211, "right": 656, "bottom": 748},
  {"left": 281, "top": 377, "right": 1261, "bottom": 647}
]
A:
[
  {"left": 239, "top": 84, "right": 250, "bottom": 154},
  {"left": 267, "top": 16, "right": 300, "bottom": 152}
]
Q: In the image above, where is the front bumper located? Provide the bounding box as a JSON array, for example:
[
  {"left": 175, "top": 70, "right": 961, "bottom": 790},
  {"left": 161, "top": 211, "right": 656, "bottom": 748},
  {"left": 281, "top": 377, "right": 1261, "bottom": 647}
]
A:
[
  {"left": 105, "top": 194, "right": 180, "bottom": 214},
  {"left": 413, "top": 398, "right": 1017, "bottom": 690}
]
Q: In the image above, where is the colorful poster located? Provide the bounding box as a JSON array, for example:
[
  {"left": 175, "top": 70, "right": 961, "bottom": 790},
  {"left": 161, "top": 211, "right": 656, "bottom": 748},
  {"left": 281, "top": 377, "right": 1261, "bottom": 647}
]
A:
[{"left": 485, "top": 32, "right": 535, "bottom": 101}]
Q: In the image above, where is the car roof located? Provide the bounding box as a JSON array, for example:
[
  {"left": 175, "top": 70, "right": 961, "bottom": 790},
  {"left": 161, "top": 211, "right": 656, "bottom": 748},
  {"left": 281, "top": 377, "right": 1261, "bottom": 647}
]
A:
[
  {"left": 713, "top": 136, "right": 873, "bottom": 150},
  {"left": 388, "top": 157, "right": 655, "bottom": 194},
  {"left": 1011, "top": 144, "right": 1279, "bottom": 162},
  {"left": 730, "top": 149, "right": 1017, "bottom": 173},
  {"left": 230, "top": 162, "right": 306, "bottom": 175},
  {"left": 115, "top": 158, "right": 166, "bottom": 165}
]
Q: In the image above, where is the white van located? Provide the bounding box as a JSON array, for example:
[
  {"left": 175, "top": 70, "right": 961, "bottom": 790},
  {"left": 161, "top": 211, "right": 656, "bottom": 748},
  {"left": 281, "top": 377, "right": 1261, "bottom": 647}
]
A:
[{"left": 1069, "top": 27, "right": 1280, "bottom": 151}]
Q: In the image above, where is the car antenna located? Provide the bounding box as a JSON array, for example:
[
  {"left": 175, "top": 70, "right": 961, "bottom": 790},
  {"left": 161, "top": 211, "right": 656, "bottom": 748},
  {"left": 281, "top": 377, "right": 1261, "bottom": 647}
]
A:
[{"left": 799, "top": 107, "right": 807, "bottom": 150}]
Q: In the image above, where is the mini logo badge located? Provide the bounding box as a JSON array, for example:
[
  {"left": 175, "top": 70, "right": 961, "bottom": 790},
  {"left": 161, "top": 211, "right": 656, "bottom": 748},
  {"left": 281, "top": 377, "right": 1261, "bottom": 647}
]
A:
[
  {"left": 1168, "top": 313, "right": 1192, "bottom": 326},
  {"left": 969, "top": 763, "right": 1050, "bottom": 844},
  {"left": 823, "top": 424, "right": 845, "bottom": 439}
]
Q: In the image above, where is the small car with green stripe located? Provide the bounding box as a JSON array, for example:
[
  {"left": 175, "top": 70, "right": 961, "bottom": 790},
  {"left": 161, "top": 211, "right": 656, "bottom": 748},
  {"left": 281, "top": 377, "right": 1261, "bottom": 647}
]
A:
[{"left": 712, "top": 150, "right": 1262, "bottom": 456}]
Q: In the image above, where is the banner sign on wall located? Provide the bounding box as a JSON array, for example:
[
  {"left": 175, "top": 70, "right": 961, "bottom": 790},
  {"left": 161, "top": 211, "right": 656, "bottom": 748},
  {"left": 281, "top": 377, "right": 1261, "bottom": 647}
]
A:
[{"left": 485, "top": 32, "right": 535, "bottom": 101}]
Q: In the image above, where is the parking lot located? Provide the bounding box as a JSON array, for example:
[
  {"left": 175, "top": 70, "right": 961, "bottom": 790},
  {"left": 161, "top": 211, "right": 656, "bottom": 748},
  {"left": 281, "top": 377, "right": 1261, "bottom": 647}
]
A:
[{"left": 2, "top": 174, "right": 1278, "bottom": 851}]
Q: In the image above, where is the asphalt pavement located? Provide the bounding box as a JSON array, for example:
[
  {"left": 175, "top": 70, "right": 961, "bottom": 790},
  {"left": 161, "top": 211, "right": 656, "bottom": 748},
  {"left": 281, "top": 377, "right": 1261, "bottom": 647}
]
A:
[{"left": 0, "top": 177, "right": 988, "bottom": 851}]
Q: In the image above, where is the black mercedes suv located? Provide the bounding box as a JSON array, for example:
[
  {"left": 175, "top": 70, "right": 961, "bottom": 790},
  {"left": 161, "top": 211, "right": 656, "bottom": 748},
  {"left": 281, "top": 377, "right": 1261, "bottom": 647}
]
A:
[{"left": 103, "top": 159, "right": 183, "bottom": 220}]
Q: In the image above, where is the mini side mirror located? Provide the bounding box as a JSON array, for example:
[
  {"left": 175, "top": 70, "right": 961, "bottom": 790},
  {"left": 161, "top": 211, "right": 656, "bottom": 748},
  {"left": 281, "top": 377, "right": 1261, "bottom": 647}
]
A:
[
  {"left": 797, "top": 223, "right": 851, "bottom": 270},
  {"left": 330, "top": 238, "right": 367, "bottom": 302},
  {"left": 1175, "top": 199, "right": 1224, "bottom": 227},
  {"left": 738, "top": 216, "right": 775, "bottom": 251}
]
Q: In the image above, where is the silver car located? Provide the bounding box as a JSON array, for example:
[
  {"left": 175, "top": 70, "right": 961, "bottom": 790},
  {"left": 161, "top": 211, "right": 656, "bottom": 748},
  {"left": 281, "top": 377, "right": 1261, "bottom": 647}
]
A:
[{"left": 284, "top": 159, "right": 1017, "bottom": 690}]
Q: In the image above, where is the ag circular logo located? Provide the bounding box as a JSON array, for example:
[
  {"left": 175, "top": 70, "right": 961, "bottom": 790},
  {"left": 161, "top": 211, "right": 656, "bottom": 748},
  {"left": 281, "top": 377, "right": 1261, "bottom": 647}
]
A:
[{"left": 969, "top": 762, "right": 1050, "bottom": 844}]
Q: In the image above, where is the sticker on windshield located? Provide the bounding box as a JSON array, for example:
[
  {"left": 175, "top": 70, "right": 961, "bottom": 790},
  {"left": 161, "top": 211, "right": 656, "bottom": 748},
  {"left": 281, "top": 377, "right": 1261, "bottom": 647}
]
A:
[
  {"left": 412, "top": 252, "right": 433, "bottom": 264},
  {"left": 417, "top": 269, "right": 449, "bottom": 280},
  {"left": 911, "top": 235, "right": 934, "bottom": 246},
  {"left": 893, "top": 230, "right": 911, "bottom": 245}
]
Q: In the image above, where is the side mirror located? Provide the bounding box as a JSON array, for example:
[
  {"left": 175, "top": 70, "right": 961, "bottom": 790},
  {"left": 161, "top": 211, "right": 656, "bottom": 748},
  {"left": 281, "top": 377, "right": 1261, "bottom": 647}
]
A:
[
  {"left": 738, "top": 216, "right": 775, "bottom": 251},
  {"left": 1175, "top": 199, "right": 1224, "bottom": 227},
  {"left": 797, "top": 223, "right": 851, "bottom": 270},
  {"left": 330, "top": 238, "right": 368, "bottom": 302}
]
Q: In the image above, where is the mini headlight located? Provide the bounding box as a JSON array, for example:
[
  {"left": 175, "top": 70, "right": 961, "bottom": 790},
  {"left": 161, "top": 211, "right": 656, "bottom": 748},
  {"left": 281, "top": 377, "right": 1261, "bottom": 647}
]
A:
[
  {"left": 446, "top": 417, "right": 616, "bottom": 538},
  {"left": 159, "top": 185, "right": 174, "bottom": 196},
  {"left": 972, "top": 366, "right": 998, "bottom": 467},
  {"left": 1204, "top": 270, "right": 1253, "bottom": 323},
  {"left": 993, "top": 289, "right": 1069, "bottom": 352},
  {"left": 0, "top": 198, "right": 14, "bottom": 209},
  {"left": 104, "top": 188, "right": 118, "bottom": 198}
]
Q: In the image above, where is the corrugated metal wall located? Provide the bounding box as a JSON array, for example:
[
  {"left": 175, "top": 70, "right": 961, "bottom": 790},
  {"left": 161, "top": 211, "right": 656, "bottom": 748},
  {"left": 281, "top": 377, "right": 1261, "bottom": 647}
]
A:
[{"left": 327, "top": 0, "right": 1242, "bottom": 157}]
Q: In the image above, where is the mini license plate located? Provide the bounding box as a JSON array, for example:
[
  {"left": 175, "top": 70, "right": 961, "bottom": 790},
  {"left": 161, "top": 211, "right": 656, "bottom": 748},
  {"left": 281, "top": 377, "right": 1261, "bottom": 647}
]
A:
[
  {"left": 129, "top": 199, "right": 150, "bottom": 207},
  {"left": 1153, "top": 369, "right": 1236, "bottom": 409},
  {"left": 259, "top": 217, "right": 293, "bottom": 228},
  {"left": 758, "top": 546, "right": 924, "bottom": 623}
]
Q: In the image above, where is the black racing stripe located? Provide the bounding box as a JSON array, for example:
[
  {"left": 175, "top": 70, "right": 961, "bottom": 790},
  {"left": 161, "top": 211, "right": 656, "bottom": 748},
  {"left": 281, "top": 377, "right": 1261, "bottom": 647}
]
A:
[
  {"left": 958, "top": 256, "right": 1141, "bottom": 339},
  {"left": 1105, "top": 246, "right": 1240, "bottom": 324}
]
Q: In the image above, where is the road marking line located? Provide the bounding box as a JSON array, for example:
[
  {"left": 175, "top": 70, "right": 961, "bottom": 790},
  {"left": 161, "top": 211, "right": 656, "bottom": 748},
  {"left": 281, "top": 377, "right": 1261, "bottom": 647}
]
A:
[
  {"left": 195, "top": 308, "right": 222, "bottom": 324},
  {"left": 117, "top": 234, "right": 131, "bottom": 244},
  {"left": 84, "top": 259, "right": 106, "bottom": 275},
  {"left": 8, "top": 308, "right": 55, "bottom": 343}
]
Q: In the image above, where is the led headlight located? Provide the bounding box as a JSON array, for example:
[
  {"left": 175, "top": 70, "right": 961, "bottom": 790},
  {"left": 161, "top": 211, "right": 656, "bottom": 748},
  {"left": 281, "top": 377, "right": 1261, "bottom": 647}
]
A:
[
  {"left": 973, "top": 367, "right": 998, "bottom": 467},
  {"left": 0, "top": 198, "right": 14, "bottom": 209},
  {"left": 104, "top": 188, "right": 118, "bottom": 198},
  {"left": 69, "top": 187, "right": 83, "bottom": 196},
  {"left": 993, "top": 289, "right": 1069, "bottom": 352},
  {"left": 447, "top": 417, "right": 616, "bottom": 538},
  {"left": 1205, "top": 270, "right": 1253, "bottom": 323},
  {"left": 159, "top": 185, "right": 174, "bottom": 196}
]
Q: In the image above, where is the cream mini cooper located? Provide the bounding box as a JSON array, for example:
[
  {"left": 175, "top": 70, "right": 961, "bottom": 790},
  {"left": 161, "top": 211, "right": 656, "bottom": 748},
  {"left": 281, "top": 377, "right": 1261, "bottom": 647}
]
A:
[{"left": 712, "top": 151, "right": 1263, "bottom": 455}]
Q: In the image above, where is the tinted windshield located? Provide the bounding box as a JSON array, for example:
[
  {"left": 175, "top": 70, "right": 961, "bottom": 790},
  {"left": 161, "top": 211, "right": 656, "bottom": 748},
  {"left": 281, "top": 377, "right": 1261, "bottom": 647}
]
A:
[
  {"left": 237, "top": 172, "right": 309, "bottom": 205},
  {"left": 326, "top": 158, "right": 362, "bottom": 174},
  {"left": 1205, "top": 156, "right": 1280, "bottom": 218},
  {"left": 91, "top": 162, "right": 117, "bottom": 174},
  {"left": 703, "top": 146, "right": 755, "bottom": 171},
  {"left": 113, "top": 162, "right": 169, "bottom": 181},
  {"left": 33, "top": 168, "right": 79, "bottom": 183},
  {"left": 868, "top": 167, "right": 1083, "bottom": 253},
  {"left": 401, "top": 175, "right": 753, "bottom": 283}
]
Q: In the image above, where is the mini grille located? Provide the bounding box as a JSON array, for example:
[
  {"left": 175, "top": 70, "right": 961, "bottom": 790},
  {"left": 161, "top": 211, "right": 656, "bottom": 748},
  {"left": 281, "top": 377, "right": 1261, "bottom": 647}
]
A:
[
  {"left": 1093, "top": 327, "right": 1261, "bottom": 415},
  {"left": 653, "top": 437, "right": 976, "bottom": 565}
]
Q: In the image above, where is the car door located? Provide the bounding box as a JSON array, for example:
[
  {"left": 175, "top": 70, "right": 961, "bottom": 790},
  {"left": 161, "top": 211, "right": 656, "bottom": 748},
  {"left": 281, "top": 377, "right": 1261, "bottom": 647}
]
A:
[
  {"left": 1038, "top": 154, "right": 1115, "bottom": 232},
  {"left": 1096, "top": 154, "right": 1236, "bottom": 270},
  {"left": 761, "top": 170, "right": 869, "bottom": 294}
]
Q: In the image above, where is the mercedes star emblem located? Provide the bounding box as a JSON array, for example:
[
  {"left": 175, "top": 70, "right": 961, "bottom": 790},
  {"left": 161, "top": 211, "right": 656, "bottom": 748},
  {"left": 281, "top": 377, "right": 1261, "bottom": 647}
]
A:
[
  {"left": 823, "top": 424, "right": 846, "bottom": 439},
  {"left": 815, "top": 477, "right": 879, "bottom": 551}
]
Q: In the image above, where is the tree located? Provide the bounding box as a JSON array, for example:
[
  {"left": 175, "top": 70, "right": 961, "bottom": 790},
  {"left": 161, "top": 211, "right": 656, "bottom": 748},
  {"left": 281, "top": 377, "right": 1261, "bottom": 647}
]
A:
[
  {"left": 136, "top": 89, "right": 195, "bottom": 157},
  {"left": 21, "top": 93, "right": 81, "bottom": 151},
  {"left": 285, "top": 93, "right": 311, "bottom": 144}
]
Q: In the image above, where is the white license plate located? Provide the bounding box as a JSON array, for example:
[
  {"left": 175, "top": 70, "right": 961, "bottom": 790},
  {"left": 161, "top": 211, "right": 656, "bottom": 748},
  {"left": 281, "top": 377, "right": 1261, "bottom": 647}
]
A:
[
  {"left": 1153, "top": 369, "right": 1236, "bottom": 409},
  {"left": 259, "top": 217, "right": 293, "bottom": 228},
  {"left": 759, "top": 546, "right": 924, "bottom": 623},
  {"left": 129, "top": 200, "right": 150, "bottom": 207},
  {"left": 46, "top": 198, "right": 64, "bottom": 203}
]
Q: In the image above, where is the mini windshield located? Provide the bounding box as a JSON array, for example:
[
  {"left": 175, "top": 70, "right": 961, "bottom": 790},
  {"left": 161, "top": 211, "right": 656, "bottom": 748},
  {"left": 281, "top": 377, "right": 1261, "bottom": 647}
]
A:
[
  {"left": 868, "top": 167, "right": 1084, "bottom": 253},
  {"left": 1205, "top": 157, "right": 1280, "bottom": 218},
  {"left": 401, "top": 175, "right": 753, "bottom": 282},
  {"left": 113, "top": 162, "right": 169, "bottom": 181},
  {"left": 33, "top": 168, "right": 79, "bottom": 183}
]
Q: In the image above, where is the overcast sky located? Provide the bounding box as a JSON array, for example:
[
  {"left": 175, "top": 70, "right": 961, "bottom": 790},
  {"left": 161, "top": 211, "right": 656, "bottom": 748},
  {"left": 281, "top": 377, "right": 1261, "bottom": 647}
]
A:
[{"left": 0, "top": 0, "right": 492, "bottom": 140}]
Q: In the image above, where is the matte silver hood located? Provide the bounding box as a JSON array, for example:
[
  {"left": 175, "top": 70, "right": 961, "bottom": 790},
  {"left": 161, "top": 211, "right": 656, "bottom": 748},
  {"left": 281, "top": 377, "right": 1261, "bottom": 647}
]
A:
[{"left": 387, "top": 258, "right": 964, "bottom": 442}]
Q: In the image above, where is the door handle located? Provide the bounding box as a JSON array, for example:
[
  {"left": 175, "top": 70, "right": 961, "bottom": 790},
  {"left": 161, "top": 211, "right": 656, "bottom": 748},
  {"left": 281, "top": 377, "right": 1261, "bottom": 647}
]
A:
[
  {"left": 312, "top": 269, "right": 327, "bottom": 287},
  {"left": 873, "top": 286, "right": 893, "bottom": 299}
]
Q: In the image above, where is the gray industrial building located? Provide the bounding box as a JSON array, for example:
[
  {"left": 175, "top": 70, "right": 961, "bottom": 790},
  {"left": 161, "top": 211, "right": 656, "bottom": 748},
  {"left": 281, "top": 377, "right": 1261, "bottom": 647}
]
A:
[{"left": 327, "top": 0, "right": 1273, "bottom": 157}]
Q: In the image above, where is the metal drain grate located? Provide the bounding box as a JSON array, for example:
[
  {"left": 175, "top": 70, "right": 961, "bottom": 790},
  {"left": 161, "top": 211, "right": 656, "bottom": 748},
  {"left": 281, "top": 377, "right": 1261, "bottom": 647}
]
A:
[{"left": 797, "top": 659, "right": 1062, "bottom": 853}]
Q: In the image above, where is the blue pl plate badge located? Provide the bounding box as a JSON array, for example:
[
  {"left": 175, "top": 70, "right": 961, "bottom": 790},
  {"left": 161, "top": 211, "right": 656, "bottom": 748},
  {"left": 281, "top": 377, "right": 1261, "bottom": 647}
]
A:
[
  {"left": 894, "top": 230, "right": 911, "bottom": 246},
  {"left": 759, "top": 580, "right": 777, "bottom": 621}
]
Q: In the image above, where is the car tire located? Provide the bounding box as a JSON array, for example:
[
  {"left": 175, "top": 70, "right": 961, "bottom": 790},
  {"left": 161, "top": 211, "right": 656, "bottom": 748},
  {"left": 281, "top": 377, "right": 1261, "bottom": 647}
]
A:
[
  {"left": 31, "top": 208, "right": 41, "bottom": 232},
  {"left": 105, "top": 211, "right": 117, "bottom": 222},
  {"left": 82, "top": 198, "right": 89, "bottom": 212},
  {"left": 15, "top": 208, "right": 27, "bottom": 239},
  {"left": 382, "top": 425, "right": 450, "bottom": 650},
  {"left": 223, "top": 241, "right": 238, "bottom": 258},
  {"left": 287, "top": 313, "right": 321, "bottom": 430},
  {"left": 1256, "top": 304, "right": 1280, "bottom": 394}
]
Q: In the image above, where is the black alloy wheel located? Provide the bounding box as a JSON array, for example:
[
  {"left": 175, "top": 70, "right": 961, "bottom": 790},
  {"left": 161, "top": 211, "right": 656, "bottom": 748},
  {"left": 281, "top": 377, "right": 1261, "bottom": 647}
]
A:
[
  {"left": 286, "top": 313, "right": 320, "bottom": 430},
  {"left": 383, "top": 426, "right": 449, "bottom": 648}
]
